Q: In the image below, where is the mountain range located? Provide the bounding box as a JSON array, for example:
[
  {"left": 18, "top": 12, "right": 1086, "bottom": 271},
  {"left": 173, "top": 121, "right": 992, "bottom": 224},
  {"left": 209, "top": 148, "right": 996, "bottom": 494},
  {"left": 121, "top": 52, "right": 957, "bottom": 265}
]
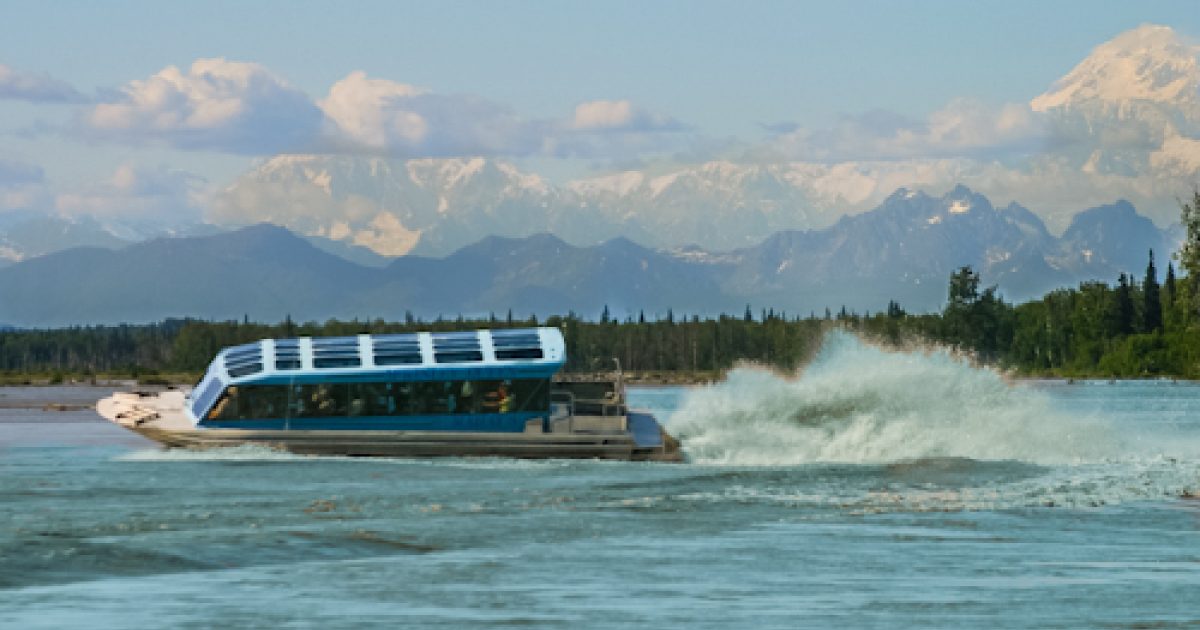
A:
[
  {"left": 188, "top": 24, "right": 1200, "bottom": 259},
  {"left": 0, "top": 186, "right": 1177, "bottom": 327}
]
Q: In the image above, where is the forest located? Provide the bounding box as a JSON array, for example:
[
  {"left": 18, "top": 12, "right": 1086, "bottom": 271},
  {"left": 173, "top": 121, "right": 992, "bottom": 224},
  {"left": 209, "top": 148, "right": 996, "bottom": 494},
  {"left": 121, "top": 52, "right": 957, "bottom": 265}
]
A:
[{"left": 2, "top": 191, "right": 1199, "bottom": 382}]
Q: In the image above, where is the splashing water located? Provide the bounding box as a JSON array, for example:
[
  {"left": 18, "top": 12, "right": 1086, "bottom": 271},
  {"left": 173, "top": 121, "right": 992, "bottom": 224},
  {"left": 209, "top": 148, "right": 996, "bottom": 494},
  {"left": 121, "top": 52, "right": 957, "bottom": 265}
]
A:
[{"left": 668, "top": 331, "right": 1189, "bottom": 466}]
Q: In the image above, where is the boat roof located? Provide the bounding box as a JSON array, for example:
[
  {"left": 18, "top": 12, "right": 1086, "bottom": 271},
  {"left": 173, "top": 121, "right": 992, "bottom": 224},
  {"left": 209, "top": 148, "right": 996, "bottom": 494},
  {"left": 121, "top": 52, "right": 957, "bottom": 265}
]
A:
[
  {"left": 218, "top": 327, "right": 564, "bottom": 384},
  {"left": 186, "top": 328, "right": 566, "bottom": 423}
]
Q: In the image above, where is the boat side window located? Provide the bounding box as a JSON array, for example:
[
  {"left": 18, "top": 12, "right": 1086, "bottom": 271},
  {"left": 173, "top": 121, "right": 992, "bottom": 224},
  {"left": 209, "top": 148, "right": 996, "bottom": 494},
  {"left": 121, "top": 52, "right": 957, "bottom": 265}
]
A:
[
  {"left": 349, "top": 382, "right": 389, "bottom": 416},
  {"left": 204, "top": 378, "right": 553, "bottom": 420},
  {"left": 241, "top": 385, "right": 287, "bottom": 419},
  {"left": 511, "top": 379, "right": 550, "bottom": 413},
  {"left": 208, "top": 386, "right": 241, "bottom": 420},
  {"left": 292, "top": 383, "right": 350, "bottom": 418}
]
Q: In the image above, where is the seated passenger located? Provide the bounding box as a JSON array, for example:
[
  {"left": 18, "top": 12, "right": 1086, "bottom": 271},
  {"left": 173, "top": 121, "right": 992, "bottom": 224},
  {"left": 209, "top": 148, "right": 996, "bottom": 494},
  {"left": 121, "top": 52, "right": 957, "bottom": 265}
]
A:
[
  {"left": 498, "top": 382, "right": 511, "bottom": 413},
  {"left": 311, "top": 384, "right": 336, "bottom": 414},
  {"left": 482, "top": 388, "right": 500, "bottom": 412},
  {"left": 460, "top": 381, "right": 477, "bottom": 413},
  {"left": 208, "top": 387, "right": 239, "bottom": 420}
]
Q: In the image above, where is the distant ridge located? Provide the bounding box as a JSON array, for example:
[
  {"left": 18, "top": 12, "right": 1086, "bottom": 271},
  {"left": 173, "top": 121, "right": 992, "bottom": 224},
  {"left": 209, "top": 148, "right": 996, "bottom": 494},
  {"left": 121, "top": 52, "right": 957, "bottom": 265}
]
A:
[{"left": 0, "top": 189, "right": 1177, "bottom": 326}]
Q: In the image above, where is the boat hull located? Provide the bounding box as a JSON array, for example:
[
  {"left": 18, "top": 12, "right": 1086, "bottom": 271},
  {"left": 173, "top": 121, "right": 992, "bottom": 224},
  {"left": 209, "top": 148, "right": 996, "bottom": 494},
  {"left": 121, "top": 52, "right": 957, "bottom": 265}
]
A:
[{"left": 98, "top": 391, "right": 683, "bottom": 462}]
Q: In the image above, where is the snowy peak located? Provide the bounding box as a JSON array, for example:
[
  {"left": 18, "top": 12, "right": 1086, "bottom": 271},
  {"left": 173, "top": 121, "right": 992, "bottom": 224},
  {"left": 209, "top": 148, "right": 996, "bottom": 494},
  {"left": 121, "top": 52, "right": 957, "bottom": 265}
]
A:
[{"left": 1031, "top": 24, "right": 1200, "bottom": 112}]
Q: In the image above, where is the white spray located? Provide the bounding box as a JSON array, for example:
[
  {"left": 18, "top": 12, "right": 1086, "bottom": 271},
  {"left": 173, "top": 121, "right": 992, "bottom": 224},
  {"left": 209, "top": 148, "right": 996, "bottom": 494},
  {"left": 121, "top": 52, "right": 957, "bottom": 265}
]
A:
[{"left": 669, "top": 331, "right": 1130, "bottom": 466}]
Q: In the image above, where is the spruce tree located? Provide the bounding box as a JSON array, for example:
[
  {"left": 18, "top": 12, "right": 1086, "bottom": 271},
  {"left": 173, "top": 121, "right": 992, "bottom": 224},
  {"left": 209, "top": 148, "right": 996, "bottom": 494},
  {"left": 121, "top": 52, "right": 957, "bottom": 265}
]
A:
[
  {"left": 1115, "top": 273, "right": 1135, "bottom": 335},
  {"left": 1179, "top": 188, "right": 1200, "bottom": 316},
  {"left": 1143, "top": 250, "right": 1162, "bottom": 332},
  {"left": 1165, "top": 261, "right": 1177, "bottom": 306}
]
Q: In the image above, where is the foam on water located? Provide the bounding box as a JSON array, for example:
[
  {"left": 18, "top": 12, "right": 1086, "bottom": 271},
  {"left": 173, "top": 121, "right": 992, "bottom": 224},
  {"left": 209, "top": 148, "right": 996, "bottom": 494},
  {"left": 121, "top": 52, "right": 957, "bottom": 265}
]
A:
[
  {"left": 117, "top": 446, "right": 581, "bottom": 470},
  {"left": 669, "top": 331, "right": 1200, "bottom": 467},
  {"left": 117, "top": 444, "right": 309, "bottom": 461}
]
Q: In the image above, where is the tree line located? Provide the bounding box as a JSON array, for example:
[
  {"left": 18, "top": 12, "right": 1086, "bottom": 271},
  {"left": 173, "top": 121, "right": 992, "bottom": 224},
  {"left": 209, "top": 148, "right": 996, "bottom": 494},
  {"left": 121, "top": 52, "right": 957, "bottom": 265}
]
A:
[{"left": 2, "top": 190, "right": 1199, "bottom": 381}]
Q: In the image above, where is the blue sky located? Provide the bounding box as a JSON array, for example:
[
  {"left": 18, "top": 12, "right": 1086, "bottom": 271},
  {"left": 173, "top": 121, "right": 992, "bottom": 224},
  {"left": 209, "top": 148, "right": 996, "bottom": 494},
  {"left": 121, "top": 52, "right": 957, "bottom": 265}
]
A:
[{"left": 1, "top": 1, "right": 1199, "bottom": 223}]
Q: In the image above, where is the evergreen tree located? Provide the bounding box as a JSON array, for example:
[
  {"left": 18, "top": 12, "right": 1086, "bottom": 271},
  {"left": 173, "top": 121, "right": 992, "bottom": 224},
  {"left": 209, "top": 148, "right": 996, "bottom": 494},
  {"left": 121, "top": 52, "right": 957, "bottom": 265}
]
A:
[
  {"left": 1179, "top": 187, "right": 1200, "bottom": 316},
  {"left": 1165, "top": 261, "right": 1177, "bottom": 306},
  {"left": 948, "top": 266, "right": 980, "bottom": 306},
  {"left": 1114, "top": 273, "right": 1135, "bottom": 335},
  {"left": 1143, "top": 250, "right": 1162, "bottom": 332}
]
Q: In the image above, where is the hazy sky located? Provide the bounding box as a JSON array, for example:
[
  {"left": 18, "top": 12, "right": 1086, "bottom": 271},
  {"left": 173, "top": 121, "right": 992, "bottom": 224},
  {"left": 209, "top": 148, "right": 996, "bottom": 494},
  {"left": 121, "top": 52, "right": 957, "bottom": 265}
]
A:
[{"left": 1, "top": 1, "right": 1198, "bottom": 222}]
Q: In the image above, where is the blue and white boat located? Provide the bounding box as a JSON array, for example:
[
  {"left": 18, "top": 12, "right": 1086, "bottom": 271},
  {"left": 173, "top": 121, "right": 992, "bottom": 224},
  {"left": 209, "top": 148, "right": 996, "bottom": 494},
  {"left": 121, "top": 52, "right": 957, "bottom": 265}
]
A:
[{"left": 98, "top": 327, "right": 681, "bottom": 461}]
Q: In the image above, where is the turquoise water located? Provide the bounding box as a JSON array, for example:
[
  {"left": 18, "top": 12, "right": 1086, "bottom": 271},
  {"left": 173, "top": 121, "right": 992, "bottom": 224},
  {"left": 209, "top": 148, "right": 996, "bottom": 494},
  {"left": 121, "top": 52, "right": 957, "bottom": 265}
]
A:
[{"left": 2, "top": 335, "right": 1199, "bottom": 628}]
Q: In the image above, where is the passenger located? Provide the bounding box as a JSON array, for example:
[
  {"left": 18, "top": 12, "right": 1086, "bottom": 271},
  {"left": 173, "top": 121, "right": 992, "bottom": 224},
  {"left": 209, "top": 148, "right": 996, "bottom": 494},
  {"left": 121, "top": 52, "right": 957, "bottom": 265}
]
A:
[
  {"left": 460, "top": 381, "right": 477, "bottom": 413},
  {"left": 498, "top": 382, "right": 511, "bottom": 413},
  {"left": 208, "top": 387, "right": 238, "bottom": 419},
  {"left": 311, "top": 384, "right": 336, "bottom": 415},
  {"left": 443, "top": 381, "right": 457, "bottom": 414},
  {"left": 482, "top": 383, "right": 501, "bottom": 412}
]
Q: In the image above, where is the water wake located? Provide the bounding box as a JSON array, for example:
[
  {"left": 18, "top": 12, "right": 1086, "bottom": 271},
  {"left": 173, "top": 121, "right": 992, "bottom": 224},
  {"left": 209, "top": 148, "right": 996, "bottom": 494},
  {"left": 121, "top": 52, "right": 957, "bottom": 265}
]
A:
[
  {"left": 117, "top": 444, "right": 307, "bottom": 461},
  {"left": 668, "top": 331, "right": 1190, "bottom": 466}
]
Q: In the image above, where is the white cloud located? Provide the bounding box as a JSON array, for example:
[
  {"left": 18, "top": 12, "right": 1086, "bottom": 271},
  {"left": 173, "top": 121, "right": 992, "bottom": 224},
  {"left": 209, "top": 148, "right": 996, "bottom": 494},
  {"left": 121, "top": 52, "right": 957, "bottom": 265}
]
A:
[
  {"left": 84, "top": 58, "right": 323, "bottom": 154},
  {"left": 55, "top": 163, "right": 206, "bottom": 219},
  {"left": 317, "top": 71, "right": 546, "bottom": 157},
  {"left": 0, "top": 63, "right": 88, "bottom": 103},
  {"left": 69, "top": 60, "right": 690, "bottom": 160},
  {"left": 319, "top": 71, "right": 429, "bottom": 150},
  {"left": 767, "top": 99, "right": 1047, "bottom": 162},
  {"left": 573, "top": 99, "right": 636, "bottom": 130},
  {"left": 571, "top": 99, "right": 681, "bottom": 132}
]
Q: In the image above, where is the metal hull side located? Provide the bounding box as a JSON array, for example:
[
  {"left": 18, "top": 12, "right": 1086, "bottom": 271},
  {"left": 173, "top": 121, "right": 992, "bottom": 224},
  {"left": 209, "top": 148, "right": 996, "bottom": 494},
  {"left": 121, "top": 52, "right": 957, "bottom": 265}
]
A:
[{"left": 128, "top": 426, "right": 681, "bottom": 461}]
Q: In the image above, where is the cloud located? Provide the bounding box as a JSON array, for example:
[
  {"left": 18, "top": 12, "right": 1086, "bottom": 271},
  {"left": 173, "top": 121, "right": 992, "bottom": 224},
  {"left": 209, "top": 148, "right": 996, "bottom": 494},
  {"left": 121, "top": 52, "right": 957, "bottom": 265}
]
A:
[
  {"left": 0, "top": 158, "right": 48, "bottom": 212},
  {"left": 318, "top": 71, "right": 429, "bottom": 150},
  {"left": 319, "top": 71, "right": 547, "bottom": 157},
  {"left": 759, "top": 121, "right": 800, "bottom": 135},
  {"left": 83, "top": 58, "right": 323, "bottom": 154},
  {"left": 0, "top": 63, "right": 88, "bottom": 103},
  {"left": 571, "top": 99, "right": 682, "bottom": 132},
  {"left": 55, "top": 163, "right": 206, "bottom": 219},
  {"left": 317, "top": 75, "right": 686, "bottom": 158},
  {"left": 0, "top": 159, "right": 45, "bottom": 185},
  {"left": 68, "top": 60, "right": 692, "bottom": 160},
  {"left": 766, "top": 99, "right": 1047, "bottom": 162}
]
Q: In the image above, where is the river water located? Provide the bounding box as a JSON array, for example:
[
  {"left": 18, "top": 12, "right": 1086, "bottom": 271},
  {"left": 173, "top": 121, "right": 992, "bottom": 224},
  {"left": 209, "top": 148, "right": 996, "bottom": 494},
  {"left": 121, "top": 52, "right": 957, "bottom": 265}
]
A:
[{"left": 2, "top": 333, "right": 1199, "bottom": 628}]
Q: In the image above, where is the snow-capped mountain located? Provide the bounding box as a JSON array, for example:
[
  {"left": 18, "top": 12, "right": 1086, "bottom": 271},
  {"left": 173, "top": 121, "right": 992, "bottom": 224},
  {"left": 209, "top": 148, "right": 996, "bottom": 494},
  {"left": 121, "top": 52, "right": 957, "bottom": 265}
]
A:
[
  {"left": 1031, "top": 24, "right": 1200, "bottom": 177},
  {"left": 1032, "top": 24, "right": 1200, "bottom": 116},
  {"left": 2, "top": 24, "right": 1193, "bottom": 269},
  {"left": 211, "top": 155, "right": 559, "bottom": 257},
  {"left": 213, "top": 155, "right": 967, "bottom": 256}
]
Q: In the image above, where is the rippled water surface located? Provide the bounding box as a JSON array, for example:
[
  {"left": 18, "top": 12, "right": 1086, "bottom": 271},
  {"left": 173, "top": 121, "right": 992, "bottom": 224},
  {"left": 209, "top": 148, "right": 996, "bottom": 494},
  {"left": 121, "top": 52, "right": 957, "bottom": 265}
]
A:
[{"left": 2, "top": 337, "right": 1200, "bottom": 628}]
